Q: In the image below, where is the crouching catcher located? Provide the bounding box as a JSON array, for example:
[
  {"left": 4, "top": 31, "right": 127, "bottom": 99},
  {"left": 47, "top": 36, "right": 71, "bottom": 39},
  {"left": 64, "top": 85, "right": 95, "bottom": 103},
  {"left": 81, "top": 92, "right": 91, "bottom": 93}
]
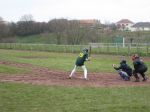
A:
[
  {"left": 113, "top": 60, "right": 132, "bottom": 81},
  {"left": 132, "top": 54, "right": 148, "bottom": 82}
]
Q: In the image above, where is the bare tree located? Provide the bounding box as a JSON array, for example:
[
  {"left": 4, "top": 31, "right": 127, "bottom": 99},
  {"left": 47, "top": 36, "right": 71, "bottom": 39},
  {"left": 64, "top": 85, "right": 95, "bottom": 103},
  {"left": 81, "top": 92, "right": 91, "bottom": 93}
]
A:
[
  {"left": 20, "top": 14, "right": 34, "bottom": 22},
  {"left": 0, "top": 17, "right": 10, "bottom": 38},
  {"left": 16, "top": 14, "right": 35, "bottom": 36},
  {"left": 48, "top": 19, "right": 68, "bottom": 44},
  {"left": 66, "top": 20, "right": 86, "bottom": 44}
]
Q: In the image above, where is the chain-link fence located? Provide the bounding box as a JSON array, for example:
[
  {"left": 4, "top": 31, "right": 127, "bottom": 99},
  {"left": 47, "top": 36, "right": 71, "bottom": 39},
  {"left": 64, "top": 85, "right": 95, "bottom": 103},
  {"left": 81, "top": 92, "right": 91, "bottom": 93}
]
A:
[
  {"left": 0, "top": 43, "right": 149, "bottom": 56},
  {"left": 89, "top": 43, "right": 150, "bottom": 56}
]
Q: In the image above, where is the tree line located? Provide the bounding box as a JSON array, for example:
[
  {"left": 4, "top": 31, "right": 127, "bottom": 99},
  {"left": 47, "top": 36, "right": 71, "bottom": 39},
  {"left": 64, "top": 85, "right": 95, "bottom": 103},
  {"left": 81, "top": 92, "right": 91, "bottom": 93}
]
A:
[
  {"left": 0, "top": 15, "right": 94, "bottom": 44},
  {"left": 0, "top": 15, "right": 150, "bottom": 44}
]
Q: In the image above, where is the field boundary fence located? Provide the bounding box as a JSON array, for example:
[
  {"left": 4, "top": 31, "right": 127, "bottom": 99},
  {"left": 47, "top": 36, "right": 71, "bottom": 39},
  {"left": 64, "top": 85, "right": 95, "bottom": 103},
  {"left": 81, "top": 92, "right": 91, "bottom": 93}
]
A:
[
  {"left": 0, "top": 43, "right": 149, "bottom": 56},
  {"left": 89, "top": 43, "right": 150, "bottom": 56}
]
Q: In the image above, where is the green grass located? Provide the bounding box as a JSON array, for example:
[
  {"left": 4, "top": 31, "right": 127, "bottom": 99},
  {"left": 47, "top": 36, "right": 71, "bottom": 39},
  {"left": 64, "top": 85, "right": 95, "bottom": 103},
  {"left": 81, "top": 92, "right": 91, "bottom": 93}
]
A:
[
  {"left": 0, "top": 49, "right": 150, "bottom": 112},
  {"left": 0, "top": 64, "right": 28, "bottom": 74},
  {"left": 0, "top": 43, "right": 150, "bottom": 56},
  {"left": 0, "top": 82, "right": 150, "bottom": 112},
  {"left": 15, "top": 33, "right": 57, "bottom": 44},
  {"left": 0, "top": 49, "right": 149, "bottom": 73},
  {"left": 92, "top": 45, "right": 150, "bottom": 56}
]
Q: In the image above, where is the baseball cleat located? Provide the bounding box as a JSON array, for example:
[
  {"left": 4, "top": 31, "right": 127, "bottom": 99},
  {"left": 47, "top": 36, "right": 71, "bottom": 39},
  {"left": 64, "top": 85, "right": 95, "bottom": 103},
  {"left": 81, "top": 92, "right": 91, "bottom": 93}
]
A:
[
  {"left": 142, "top": 77, "right": 148, "bottom": 81},
  {"left": 68, "top": 77, "right": 72, "bottom": 79},
  {"left": 84, "top": 78, "right": 89, "bottom": 80},
  {"left": 134, "top": 79, "right": 140, "bottom": 82}
]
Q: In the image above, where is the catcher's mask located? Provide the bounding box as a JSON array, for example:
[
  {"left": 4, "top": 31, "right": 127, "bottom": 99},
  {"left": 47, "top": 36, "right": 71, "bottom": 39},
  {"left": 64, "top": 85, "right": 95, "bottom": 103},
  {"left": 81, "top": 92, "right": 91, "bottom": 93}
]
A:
[
  {"left": 120, "top": 60, "right": 126, "bottom": 64},
  {"left": 132, "top": 54, "right": 139, "bottom": 61}
]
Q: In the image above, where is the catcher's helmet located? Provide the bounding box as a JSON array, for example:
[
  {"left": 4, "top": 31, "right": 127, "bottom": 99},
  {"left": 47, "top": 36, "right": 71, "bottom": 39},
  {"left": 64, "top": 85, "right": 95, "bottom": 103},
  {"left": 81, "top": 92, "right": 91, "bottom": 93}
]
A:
[
  {"left": 120, "top": 60, "right": 126, "bottom": 64},
  {"left": 132, "top": 54, "right": 139, "bottom": 61}
]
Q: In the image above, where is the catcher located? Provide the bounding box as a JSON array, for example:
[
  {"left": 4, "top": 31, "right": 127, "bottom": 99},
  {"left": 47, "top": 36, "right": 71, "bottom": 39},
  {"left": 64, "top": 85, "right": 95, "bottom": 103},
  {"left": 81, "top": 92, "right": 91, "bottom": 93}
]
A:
[
  {"left": 112, "top": 60, "right": 132, "bottom": 81},
  {"left": 132, "top": 54, "right": 148, "bottom": 82},
  {"left": 69, "top": 48, "right": 90, "bottom": 80}
]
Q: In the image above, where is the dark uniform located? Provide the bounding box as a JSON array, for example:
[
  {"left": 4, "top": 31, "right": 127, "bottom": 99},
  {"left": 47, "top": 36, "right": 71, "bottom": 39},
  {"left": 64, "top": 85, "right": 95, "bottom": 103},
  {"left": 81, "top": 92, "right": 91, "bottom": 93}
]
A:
[
  {"left": 69, "top": 48, "right": 89, "bottom": 80},
  {"left": 114, "top": 60, "right": 132, "bottom": 81},
  {"left": 133, "top": 58, "right": 148, "bottom": 81},
  {"left": 75, "top": 50, "right": 88, "bottom": 66}
]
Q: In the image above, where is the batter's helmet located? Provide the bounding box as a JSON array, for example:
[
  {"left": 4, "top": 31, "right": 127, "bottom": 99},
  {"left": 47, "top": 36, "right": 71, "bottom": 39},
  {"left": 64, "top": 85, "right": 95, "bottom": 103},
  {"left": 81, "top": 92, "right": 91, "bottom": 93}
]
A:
[{"left": 83, "top": 48, "right": 88, "bottom": 53}]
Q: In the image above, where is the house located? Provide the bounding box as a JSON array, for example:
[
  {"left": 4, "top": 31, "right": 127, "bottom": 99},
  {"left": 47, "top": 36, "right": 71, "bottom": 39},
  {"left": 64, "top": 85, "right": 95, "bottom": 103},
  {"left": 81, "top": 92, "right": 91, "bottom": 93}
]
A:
[
  {"left": 79, "top": 19, "right": 101, "bottom": 28},
  {"left": 116, "top": 19, "right": 134, "bottom": 31},
  {"left": 132, "top": 22, "right": 150, "bottom": 31}
]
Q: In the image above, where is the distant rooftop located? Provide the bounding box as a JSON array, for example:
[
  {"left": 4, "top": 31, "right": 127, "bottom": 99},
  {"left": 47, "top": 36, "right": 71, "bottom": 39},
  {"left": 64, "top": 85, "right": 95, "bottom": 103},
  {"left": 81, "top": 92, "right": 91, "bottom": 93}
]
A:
[
  {"left": 117, "top": 19, "right": 134, "bottom": 24},
  {"left": 132, "top": 22, "right": 150, "bottom": 27},
  {"left": 79, "top": 19, "right": 100, "bottom": 24}
]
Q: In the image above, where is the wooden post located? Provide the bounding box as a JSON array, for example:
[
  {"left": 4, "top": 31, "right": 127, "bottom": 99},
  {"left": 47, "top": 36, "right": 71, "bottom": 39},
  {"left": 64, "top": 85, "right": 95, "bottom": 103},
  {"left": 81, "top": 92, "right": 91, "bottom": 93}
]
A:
[
  {"left": 128, "top": 43, "right": 131, "bottom": 56},
  {"left": 146, "top": 43, "right": 149, "bottom": 56},
  {"left": 89, "top": 45, "right": 91, "bottom": 57}
]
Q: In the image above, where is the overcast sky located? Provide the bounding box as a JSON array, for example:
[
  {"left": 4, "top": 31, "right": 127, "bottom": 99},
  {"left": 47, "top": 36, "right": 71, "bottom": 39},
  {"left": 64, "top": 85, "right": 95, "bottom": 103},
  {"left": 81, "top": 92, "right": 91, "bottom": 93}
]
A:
[{"left": 0, "top": 0, "right": 150, "bottom": 23}]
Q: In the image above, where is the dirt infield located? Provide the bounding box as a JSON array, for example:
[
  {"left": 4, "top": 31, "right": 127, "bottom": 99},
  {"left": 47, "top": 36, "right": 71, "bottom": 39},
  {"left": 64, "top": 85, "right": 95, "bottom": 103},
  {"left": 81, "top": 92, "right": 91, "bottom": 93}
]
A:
[{"left": 0, "top": 61, "right": 150, "bottom": 88}]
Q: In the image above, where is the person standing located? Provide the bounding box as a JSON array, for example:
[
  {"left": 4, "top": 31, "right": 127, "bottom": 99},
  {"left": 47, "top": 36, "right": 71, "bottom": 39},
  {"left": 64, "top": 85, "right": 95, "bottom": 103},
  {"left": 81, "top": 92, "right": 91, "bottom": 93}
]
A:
[{"left": 69, "top": 48, "right": 90, "bottom": 80}]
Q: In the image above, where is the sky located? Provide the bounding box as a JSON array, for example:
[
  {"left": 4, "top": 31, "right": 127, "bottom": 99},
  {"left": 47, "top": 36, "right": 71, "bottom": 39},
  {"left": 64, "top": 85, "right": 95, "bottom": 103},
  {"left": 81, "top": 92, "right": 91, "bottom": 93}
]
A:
[{"left": 0, "top": 0, "right": 150, "bottom": 23}]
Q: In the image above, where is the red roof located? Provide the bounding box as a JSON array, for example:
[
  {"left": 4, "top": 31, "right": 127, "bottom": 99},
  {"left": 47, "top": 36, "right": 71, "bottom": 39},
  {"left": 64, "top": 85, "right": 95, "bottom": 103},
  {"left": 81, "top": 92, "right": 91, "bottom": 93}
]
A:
[
  {"left": 79, "top": 19, "right": 98, "bottom": 24},
  {"left": 117, "top": 19, "right": 134, "bottom": 24}
]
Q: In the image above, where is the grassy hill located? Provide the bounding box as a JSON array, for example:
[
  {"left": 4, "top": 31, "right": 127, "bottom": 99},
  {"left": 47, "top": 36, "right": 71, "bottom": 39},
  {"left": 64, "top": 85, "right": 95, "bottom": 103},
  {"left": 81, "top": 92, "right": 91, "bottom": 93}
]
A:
[
  {"left": 1, "top": 31, "right": 150, "bottom": 44},
  {"left": 15, "top": 33, "right": 57, "bottom": 44}
]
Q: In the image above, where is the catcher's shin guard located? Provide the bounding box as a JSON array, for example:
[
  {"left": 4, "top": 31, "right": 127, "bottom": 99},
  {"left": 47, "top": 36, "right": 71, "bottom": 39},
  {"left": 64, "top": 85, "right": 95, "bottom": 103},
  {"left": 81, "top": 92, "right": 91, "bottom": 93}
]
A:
[{"left": 119, "top": 71, "right": 130, "bottom": 81}]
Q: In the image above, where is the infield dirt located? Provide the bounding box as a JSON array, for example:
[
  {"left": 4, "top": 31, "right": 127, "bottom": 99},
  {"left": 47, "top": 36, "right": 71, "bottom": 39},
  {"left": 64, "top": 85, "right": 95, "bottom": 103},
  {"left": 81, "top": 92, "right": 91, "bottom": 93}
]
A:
[{"left": 0, "top": 61, "right": 149, "bottom": 87}]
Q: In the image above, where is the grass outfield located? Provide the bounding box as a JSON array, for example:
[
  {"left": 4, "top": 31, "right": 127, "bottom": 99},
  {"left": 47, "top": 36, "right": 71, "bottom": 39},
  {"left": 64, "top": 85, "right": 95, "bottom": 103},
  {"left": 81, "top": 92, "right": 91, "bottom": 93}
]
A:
[
  {"left": 0, "top": 49, "right": 149, "bottom": 73},
  {"left": 0, "top": 49, "right": 150, "bottom": 112},
  {"left": 0, "top": 43, "right": 150, "bottom": 56},
  {"left": 0, "top": 64, "right": 28, "bottom": 74},
  {"left": 0, "top": 83, "right": 150, "bottom": 112}
]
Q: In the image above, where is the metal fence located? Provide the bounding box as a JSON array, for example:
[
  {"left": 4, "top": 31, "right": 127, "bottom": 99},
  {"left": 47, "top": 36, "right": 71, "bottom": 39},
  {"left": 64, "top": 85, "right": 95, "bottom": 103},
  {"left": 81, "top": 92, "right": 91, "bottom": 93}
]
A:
[
  {"left": 0, "top": 43, "right": 149, "bottom": 56},
  {"left": 89, "top": 43, "right": 150, "bottom": 56}
]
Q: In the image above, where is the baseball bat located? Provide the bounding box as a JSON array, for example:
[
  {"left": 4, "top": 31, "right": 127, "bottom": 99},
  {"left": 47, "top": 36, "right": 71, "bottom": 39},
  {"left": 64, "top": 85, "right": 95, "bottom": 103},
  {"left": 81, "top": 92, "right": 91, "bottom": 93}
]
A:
[{"left": 89, "top": 45, "right": 91, "bottom": 57}]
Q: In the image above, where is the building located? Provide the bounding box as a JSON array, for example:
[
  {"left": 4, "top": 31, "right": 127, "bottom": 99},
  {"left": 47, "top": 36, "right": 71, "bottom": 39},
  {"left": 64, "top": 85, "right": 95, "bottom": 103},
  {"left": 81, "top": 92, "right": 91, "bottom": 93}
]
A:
[
  {"left": 116, "top": 19, "right": 134, "bottom": 31},
  {"left": 79, "top": 19, "right": 101, "bottom": 28},
  {"left": 132, "top": 22, "right": 150, "bottom": 31}
]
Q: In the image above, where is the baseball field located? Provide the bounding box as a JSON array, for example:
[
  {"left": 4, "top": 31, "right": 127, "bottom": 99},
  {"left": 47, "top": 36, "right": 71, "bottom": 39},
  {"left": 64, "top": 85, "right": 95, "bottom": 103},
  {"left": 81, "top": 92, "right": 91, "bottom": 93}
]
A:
[{"left": 0, "top": 49, "right": 150, "bottom": 112}]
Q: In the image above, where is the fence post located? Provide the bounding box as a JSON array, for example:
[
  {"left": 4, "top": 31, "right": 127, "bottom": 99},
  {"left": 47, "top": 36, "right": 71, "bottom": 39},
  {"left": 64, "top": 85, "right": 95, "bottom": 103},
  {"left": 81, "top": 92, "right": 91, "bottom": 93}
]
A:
[
  {"left": 136, "top": 43, "right": 139, "bottom": 54},
  {"left": 98, "top": 44, "right": 101, "bottom": 54},
  {"left": 107, "top": 43, "right": 109, "bottom": 53},
  {"left": 116, "top": 43, "right": 119, "bottom": 55},
  {"left": 146, "top": 43, "right": 149, "bottom": 56},
  {"left": 71, "top": 45, "right": 74, "bottom": 53},
  {"left": 89, "top": 45, "right": 92, "bottom": 56},
  {"left": 128, "top": 43, "right": 131, "bottom": 56}
]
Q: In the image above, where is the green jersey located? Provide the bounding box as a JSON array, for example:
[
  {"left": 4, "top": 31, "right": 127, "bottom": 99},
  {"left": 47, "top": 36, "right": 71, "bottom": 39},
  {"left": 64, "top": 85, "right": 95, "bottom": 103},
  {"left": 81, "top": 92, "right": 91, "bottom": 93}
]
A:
[{"left": 75, "top": 51, "right": 88, "bottom": 66}]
